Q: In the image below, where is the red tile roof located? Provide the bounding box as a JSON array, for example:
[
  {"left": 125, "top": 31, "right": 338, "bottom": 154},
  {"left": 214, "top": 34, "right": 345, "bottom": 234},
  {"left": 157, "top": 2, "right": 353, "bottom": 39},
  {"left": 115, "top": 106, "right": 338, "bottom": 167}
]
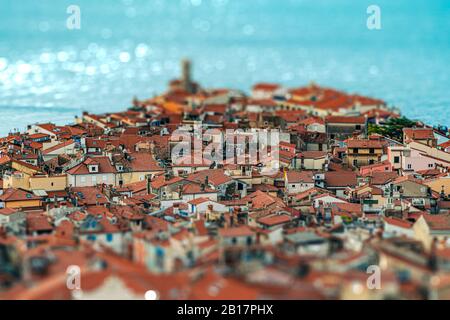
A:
[
  {"left": 347, "top": 138, "right": 385, "bottom": 149},
  {"left": 439, "top": 140, "right": 450, "bottom": 149},
  {"left": 403, "top": 128, "right": 434, "bottom": 140},
  {"left": 128, "top": 152, "right": 163, "bottom": 172},
  {"left": 384, "top": 217, "right": 413, "bottom": 229},
  {"left": 186, "top": 169, "right": 232, "bottom": 186},
  {"left": 297, "top": 151, "right": 327, "bottom": 159},
  {"left": 332, "top": 203, "right": 363, "bottom": 217},
  {"left": 188, "top": 267, "right": 260, "bottom": 300},
  {"left": 85, "top": 138, "right": 108, "bottom": 150},
  {"left": 422, "top": 214, "right": 450, "bottom": 231},
  {"left": 42, "top": 139, "right": 75, "bottom": 155},
  {"left": 0, "top": 188, "right": 41, "bottom": 202},
  {"left": 203, "top": 104, "right": 227, "bottom": 114},
  {"left": 286, "top": 170, "right": 314, "bottom": 183},
  {"left": 188, "top": 197, "right": 211, "bottom": 205},
  {"left": 0, "top": 207, "right": 19, "bottom": 216},
  {"left": 325, "top": 172, "right": 357, "bottom": 187},
  {"left": 172, "top": 154, "right": 213, "bottom": 167},
  {"left": 315, "top": 95, "right": 353, "bottom": 110},
  {"left": 258, "top": 214, "right": 291, "bottom": 226},
  {"left": 325, "top": 116, "right": 366, "bottom": 124},
  {"left": 252, "top": 83, "right": 280, "bottom": 91},
  {"left": 150, "top": 175, "right": 183, "bottom": 189},
  {"left": 299, "top": 117, "right": 325, "bottom": 126},
  {"left": 244, "top": 190, "right": 286, "bottom": 209},
  {"left": 26, "top": 214, "right": 53, "bottom": 232},
  {"left": 66, "top": 156, "right": 116, "bottom": 175},
  {"left": 365, "top": 171, "right": 399, "bottom": 185},
  {"left": 182, "top": 183, "right": 216, "bottom": 194},
  {"left": 29, "top": 133, "right": 50, "bottom": 139},
  {"left": 247, "top": 98, "right": 278, "bottom": 107},
  {"left": 219, "top": 226, "right": 254, "bottom": 238},
  {"left": 71, "top": 187, "right": 108, "bottom": 206}
]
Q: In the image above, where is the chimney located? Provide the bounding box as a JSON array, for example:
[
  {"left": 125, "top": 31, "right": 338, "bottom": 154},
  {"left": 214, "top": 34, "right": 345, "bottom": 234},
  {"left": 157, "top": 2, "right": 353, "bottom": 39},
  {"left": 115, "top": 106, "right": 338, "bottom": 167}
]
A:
[
  {"left": 0, "top": 226, "right": 6, "bottom": 239},
  {"left": 324, "top": 204, "right": 332, "bottom": 223},
  {"left": 204, "top": 175, "right": 209, "bottom": 187},
  {"left": 401, "top": 201, "right": 409, "bottom": 219},
  {"left": 146, "top": 175, "right": 152, "bottom": 194},
  {"left": 178, "top": 185, "right": 182, "bottom": 198}
]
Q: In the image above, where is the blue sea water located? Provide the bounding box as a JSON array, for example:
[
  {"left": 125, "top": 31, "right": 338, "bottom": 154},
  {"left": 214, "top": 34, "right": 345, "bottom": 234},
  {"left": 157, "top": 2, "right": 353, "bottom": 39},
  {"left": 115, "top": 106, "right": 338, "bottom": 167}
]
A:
[{"left": 0, "top": 0, "right": 449, "bottom": 135}]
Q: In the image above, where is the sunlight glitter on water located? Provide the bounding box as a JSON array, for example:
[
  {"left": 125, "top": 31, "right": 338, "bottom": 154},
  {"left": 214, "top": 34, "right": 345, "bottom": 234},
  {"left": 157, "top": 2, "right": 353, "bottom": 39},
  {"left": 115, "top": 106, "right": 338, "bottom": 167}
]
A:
[{"left": 0, "top": 0, "right": 449, "bottom": 134}]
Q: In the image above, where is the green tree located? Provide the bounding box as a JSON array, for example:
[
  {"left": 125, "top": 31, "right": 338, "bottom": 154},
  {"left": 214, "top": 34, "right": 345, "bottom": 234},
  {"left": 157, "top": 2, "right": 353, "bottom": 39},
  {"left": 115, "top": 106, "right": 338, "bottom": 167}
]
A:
[{"left": 368, "top": 116, "right": 417, "bottom": 142}]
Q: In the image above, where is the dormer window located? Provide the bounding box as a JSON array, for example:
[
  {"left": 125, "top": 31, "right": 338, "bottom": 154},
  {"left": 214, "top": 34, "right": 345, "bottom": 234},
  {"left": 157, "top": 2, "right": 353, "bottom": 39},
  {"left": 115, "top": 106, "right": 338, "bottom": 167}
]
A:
[
  {"left": 88, "top": 164, "right": 99, "bottom": 173},
  {"left": 85, "top": 158, "right": 100, "bottom": 173}
]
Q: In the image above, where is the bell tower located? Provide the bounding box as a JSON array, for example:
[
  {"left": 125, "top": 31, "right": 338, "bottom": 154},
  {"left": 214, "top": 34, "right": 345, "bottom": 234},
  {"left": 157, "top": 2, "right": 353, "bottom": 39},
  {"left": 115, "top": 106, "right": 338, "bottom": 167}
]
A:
[{"left": 181, "top": 59, "right": 194, "bottom": 94}]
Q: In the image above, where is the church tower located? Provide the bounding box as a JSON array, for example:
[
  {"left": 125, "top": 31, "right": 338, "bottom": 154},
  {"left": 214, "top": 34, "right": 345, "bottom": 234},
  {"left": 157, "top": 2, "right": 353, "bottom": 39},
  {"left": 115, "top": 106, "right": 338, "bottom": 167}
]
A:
[{"left": 181, "top": 59, "right": 194, "bottom": 94}]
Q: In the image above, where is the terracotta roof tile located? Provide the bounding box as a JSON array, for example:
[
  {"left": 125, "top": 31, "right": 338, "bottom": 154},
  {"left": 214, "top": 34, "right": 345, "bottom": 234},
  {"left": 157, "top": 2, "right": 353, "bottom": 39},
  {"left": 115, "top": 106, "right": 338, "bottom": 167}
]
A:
[
  {"left": 258, "top": 214, "right": 291, "bottom": 226},
  {"left": 66, "top": 156, "right": 116, "bottom": 175},
  {"left": 219, "top": 226, "right": 254, "bottom": 238}
]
